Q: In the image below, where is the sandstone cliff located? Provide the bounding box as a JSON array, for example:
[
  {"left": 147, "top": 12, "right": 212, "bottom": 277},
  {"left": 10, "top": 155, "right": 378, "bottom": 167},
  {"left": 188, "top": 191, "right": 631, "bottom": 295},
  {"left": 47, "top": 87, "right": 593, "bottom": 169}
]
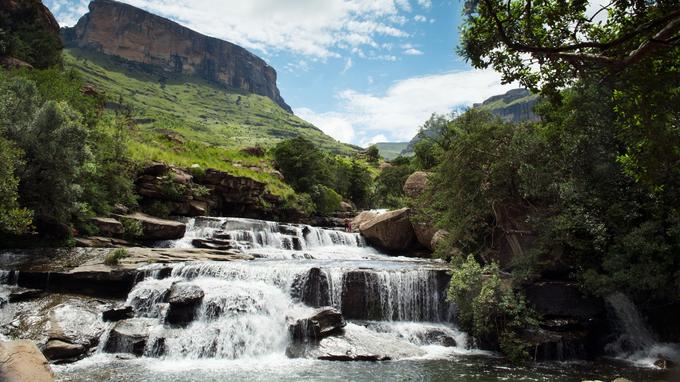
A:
[{"left": 61, "top": 0, "right": 292, "bottom": 112}]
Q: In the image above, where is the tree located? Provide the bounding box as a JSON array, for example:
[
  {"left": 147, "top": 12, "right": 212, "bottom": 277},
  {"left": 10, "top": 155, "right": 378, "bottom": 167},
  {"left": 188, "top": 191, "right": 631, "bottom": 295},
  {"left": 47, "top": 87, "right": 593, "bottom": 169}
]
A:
[
  {"left": 12, "top": 101, "right": 90, "bottom": 232},
  {"left": 365, "top": 145, "right": 380, "bottom": 163},
  {"left": 460, "top": 0, "right": 680, "bottom": 93},
  {"left": 0, "top": 136, "right": 32, "bottom": 234},
  {"left": 273, "top": 137, "right": 330, "bottom": 193}
]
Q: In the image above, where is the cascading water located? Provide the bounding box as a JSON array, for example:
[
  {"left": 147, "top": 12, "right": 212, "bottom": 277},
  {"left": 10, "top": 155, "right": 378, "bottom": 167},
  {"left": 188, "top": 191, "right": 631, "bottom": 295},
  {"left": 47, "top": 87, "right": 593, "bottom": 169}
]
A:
[
  {"left": 100, "top": 216, "right": 466, "bottom": 361},
  {"left": 605, "top": 292, "right": 680, "bottom": 367}
]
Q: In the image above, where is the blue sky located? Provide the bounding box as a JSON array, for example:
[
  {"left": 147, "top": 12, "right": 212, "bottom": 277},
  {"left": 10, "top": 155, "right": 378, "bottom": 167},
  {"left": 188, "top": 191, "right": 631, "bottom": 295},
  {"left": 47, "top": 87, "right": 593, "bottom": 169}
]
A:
[{"left": 45, "top": 0, "right": 518, "bottom": 146}]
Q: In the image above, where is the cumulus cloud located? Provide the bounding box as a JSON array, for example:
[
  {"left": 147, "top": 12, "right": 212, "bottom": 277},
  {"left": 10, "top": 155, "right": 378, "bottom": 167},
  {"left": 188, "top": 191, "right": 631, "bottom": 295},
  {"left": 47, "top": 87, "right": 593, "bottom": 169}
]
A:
[
  {"left": 414, "top": 14, "right": 427, "bottom": 22},
  {"left": 47, "top": 0, "right": 421, "bottom": 59},
  {"left": 300, "top": 69, "right": 517, "bottom": 144},
  {"left": 295, "top": 107, "right": 356, "bottom": 143}
]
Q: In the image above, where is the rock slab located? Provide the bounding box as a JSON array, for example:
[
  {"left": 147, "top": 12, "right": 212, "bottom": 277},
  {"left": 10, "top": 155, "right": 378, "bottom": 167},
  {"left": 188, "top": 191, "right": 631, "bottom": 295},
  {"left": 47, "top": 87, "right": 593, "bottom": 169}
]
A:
[{"left": 0, "top": 340, "right": 54, "bottom": 382}]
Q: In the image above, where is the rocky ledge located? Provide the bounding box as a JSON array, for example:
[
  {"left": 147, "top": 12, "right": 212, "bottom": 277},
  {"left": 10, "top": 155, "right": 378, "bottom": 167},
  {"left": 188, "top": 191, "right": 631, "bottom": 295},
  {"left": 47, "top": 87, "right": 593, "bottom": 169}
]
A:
[{"left": 10, "top": 247, "right": 253, "bottom": 298}]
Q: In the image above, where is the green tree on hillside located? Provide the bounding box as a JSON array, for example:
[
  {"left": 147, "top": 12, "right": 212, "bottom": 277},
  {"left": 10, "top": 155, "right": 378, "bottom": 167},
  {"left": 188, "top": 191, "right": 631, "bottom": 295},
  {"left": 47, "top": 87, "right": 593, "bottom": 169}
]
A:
[{"left": 0, "top": 136, "right": 32, "bottom": 234}]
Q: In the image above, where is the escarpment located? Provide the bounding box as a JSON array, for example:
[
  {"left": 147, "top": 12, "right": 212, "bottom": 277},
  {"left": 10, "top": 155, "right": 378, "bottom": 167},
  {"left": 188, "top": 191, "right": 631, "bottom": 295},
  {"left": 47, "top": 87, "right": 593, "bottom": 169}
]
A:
[{"left": 60, "top": 0, "right": 292, "bottom": 112}]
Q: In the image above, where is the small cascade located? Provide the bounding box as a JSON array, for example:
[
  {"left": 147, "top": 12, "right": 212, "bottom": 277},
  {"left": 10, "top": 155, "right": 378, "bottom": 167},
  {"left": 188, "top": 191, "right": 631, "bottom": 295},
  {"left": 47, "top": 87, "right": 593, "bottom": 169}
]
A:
[
  {"left": 605, "top": 292, "right": 680, "bottom": 367},
  {"left": 170, "top": 217, "right": 367, "bottom": 257}
]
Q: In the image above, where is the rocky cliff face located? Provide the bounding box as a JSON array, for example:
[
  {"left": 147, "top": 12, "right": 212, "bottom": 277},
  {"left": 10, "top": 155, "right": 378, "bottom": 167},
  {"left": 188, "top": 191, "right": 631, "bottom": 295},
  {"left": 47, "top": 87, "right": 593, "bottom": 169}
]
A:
[{"left": 61, "top": 0, "right": 292, "bottom": 112}]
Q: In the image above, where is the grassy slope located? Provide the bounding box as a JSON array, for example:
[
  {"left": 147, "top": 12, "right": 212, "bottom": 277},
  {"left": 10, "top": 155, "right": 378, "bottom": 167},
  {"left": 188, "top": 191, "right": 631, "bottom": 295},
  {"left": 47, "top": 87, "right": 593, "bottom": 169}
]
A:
[
  {"left": 476, "top": 92, "right": 538, "bottom": 112},
  {"left": 374, "top": 142, "right": 409, "bottom": 160},
  {"left": 64, "top": 48, "right": 357, "bottom": 197}
]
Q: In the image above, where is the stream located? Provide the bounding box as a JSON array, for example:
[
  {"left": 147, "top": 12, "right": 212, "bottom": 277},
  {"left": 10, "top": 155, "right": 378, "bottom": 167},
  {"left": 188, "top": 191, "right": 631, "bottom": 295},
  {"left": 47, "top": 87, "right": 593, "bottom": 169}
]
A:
[{"left": 0, "top": 217, "right": 675, "bottom": 381}]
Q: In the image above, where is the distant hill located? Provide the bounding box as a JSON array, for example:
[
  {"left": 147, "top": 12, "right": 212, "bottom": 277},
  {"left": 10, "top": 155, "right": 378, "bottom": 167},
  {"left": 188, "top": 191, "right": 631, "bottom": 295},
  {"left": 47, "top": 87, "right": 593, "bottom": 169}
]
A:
[
  {"left": 402, "top": 88, "right": 539, "bottom": 155},
  {"left": 374, "top": 142, "right": 409, "bottom": 160},
  {"left": 473, "top": 88, "right": 539, "bottom": 123}
]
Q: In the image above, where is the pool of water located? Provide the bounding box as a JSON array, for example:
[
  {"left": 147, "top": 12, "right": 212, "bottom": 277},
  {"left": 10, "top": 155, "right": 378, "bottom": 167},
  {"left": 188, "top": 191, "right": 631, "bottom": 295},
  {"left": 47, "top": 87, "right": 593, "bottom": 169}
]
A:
[{"left": 54, "top": 354, "right": 669, "bottom": 382}]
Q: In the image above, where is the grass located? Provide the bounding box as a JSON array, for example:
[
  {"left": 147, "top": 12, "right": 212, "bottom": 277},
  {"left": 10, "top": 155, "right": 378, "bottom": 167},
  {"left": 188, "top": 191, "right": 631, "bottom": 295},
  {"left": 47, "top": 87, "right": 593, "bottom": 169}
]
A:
[
  {"left": 64, "top": 48, "right": 360, "bottom": 197},
  {"left": 104, "top": 248, "right": 129, "bottom": 266}
]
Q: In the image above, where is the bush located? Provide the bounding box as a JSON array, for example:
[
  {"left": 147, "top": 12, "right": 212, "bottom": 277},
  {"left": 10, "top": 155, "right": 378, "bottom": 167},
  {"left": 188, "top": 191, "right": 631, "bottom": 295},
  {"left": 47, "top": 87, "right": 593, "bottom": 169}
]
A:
[
  {"left": 122, "top": 218, "right": 143, "bottom": 239},
  {"left": 310, "top": 185, "right": 342, "bottom": 215},
  {"left": 104, "top": 248, "right": 129, "bottom": 266},
  {"left": 448, "top": 255, "right": 537, "bottom": 363}
]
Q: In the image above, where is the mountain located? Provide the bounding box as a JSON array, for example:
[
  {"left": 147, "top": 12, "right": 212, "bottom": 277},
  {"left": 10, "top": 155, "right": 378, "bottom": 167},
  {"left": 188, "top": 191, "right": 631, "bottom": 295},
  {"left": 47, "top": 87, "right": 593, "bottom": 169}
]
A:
[
  {"left": 401, "top": 88, "right": 539, "bottom": 156},
  {"left": 374, "top": 142, "right": 409, "bottom": 160},
  {"left": 61, "top": 0, "right": 290, "bottom": 112},
  {"left": 59, "top": 1, "right": 355, "bottom": 156},
  {"left": 473, "top": 88, "right": 539, "bottom": 123}
]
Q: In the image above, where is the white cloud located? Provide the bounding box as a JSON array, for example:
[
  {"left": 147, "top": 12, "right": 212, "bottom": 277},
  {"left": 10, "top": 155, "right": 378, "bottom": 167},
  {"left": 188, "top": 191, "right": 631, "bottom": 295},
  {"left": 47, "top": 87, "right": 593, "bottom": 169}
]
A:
[
  {"left": 417, "top": 0, "right": 432, "bottom": 8},
  {"left": 299, "top": 69, "right": 517, "bottom": 144},
  {"left": 414, "top": 14, "right": 427, "bottom": 22},
  {"left": 295, "top": 107, "right": 356, "bottom": 143},
  {"left": 47, "top": 0, "right": 419, "bottom": 59},
  {"left": 362, "top": 134, "right": 388, "bottom": 147}
]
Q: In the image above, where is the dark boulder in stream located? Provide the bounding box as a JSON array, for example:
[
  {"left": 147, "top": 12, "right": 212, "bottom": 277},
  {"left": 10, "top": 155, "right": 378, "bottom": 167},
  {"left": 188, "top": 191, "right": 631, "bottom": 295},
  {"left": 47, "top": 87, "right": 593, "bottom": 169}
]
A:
[{"left": 288, "top": 307, "right": 346, "bottom": 343}]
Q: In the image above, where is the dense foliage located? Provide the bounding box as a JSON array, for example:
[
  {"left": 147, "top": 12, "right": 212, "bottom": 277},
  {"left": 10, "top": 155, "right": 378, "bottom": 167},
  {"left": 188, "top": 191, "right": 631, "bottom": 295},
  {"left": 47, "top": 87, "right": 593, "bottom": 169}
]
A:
[
  {"left": 0, "top": 69, "right": 137, "bottom": 239},
  {"left": 273, "top": 137, "right": 374, "bottom": 214}
]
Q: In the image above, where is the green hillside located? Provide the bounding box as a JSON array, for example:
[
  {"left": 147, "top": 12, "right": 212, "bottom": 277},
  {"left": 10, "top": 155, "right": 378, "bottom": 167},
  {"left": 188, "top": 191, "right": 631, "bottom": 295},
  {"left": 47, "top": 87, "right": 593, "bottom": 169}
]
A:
[
  {"left": 63, "top": 48, "right": 356, "bottom": 156},
  {"left": 374, "top": 142, "right": 409, "bottom": 160}
]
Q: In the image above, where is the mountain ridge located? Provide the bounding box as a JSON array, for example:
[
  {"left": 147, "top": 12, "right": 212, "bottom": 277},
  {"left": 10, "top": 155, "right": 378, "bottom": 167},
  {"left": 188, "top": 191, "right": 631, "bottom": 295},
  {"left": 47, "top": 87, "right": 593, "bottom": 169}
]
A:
[{"left": 60, "top": 0, "right": 292, "bottom": 112}]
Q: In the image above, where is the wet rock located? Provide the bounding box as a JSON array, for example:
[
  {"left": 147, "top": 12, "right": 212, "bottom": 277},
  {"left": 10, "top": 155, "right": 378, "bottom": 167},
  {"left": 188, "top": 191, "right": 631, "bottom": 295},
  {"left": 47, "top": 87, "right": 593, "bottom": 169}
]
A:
[
  {"left": 104, "top": 318, "right": 155, "bottom": 356},
  {"left": 8, "top": 288, "right": 44, "bottom": 302},
  {"left": 42, "top": 339, "right": 86, "bottom": 362},
  {"left": 287, "top": 323, "right": 425, "bottom": 361},
  {"left": 359, "top": 208, "right": 416, "bottom": 252},
  {"left": 90, "top": 217, "right": 124, "bottom": 237},
  {"left": 291, "top": 268, "right": 330, "bottom": 307},
  {"left": 191, "top": 238, "right": 241, "bottom": 250},
  {"left": 522, "top": 328, "right": 589, "bottom": 361},
  {"left": 288, "top": 307, "right": 346, "bottom": 343},
  {"left": 114, "top": 213, "right": 186, "bottom": 240},
  {"left": 524, "top": 281, "right": 604, "bottom": 323},
  {"left": 0, "top": 340, "right": 54, "bottom": 382},
  {"left": 341, "top": 271, "right": 383, "bottom": 320},
  {"left": 165, "top": 283, "right": 204, "bottom": 326},
  {"left": 102, "top": 306, "right": 134, "bottom": 322},
  {"left": 43, "top": 301, "right": 107, "bottom": 362}
]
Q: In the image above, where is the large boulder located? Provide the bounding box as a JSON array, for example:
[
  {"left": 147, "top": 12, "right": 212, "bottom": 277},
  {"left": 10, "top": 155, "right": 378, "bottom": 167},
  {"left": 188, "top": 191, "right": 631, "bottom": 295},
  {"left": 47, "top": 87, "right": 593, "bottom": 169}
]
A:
[
  {"left": 115, "top": 213, "right": 186, "bottom": 240},
  {"left": 351, "top": 211, "right": 380, "bottom": 232},
  {"left": 165, "top": 283, "right": 205, "bottom": 326},
  {"left": 359, "top": 208, "right": 416, "bottom": 252},
  {"left": 411, "top": 220, "right": 438, "bottom": 251},
  {"left": 403, "top": 171, "right": 429, "bottom": 198},
  {"left": 42, "top": 301, "right": 107, "bottom": 362},
  {"left": 0, "top": 340, "right": 54, "bottom": 382},
  {"left": 104, "top": 318, "right": 156, "bottom": 356},
  {"left": 288, "top": 307, "right": 346, "bottom": 343}
]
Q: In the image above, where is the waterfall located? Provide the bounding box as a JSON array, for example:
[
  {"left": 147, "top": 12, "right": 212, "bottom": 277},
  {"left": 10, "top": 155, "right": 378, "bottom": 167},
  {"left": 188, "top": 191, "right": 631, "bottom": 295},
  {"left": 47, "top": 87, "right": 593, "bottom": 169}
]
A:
[
  {"left": 99, "top": 216, "right": 464, "bottom": 361},
  {"left": 605, "top": 292, "right": 680, "bottom": 367}
]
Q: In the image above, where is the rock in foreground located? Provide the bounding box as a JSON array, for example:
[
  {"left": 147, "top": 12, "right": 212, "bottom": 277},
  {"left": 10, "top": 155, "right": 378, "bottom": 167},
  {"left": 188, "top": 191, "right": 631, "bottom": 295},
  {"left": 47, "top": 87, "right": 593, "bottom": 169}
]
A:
[{"left": 0, "top": 340, "right": 54, "bottom": 382}]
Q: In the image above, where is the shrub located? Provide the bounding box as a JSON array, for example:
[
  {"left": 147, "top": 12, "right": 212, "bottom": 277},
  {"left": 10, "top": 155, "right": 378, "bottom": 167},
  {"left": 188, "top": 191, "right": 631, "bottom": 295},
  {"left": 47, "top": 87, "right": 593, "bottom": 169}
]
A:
[
  {"left": 448, "top": 255, "right": 537, "bottom": 363},
  {"left": 104, "top": 248, "right": 129, "bottom": 266},
  {"left": 121, "top": 218, "right": 143, "bottom": 239},
  {"left": 310, "top": 185, "right": 342, "bottom": 216}
]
